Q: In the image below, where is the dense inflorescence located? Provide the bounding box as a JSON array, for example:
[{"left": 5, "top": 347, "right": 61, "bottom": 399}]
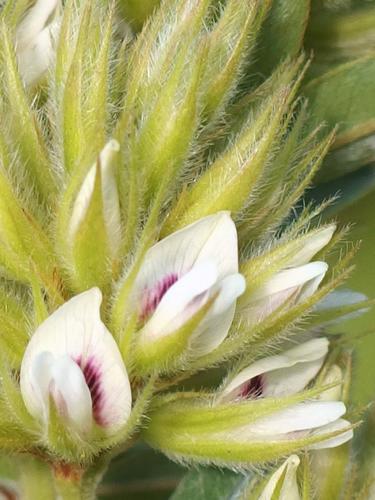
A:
[{"left": 0, "top": 1, "right": 371, "bottom": 498}]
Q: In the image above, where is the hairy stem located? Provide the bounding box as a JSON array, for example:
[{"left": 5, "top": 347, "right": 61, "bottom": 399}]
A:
[
  {"left": 53, "top": 464, "right": 90, "bottom": 500},
  {"left": 19, "top": 457, "right": 55, "bottom": 500}
]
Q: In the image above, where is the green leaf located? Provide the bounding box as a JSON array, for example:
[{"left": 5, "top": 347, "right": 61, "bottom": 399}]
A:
[
  {"left": 82, "top": 8, "right": 113, "bottom": 156},
  {"left": 201, "top": 0, "right": 266, "bottom": 121},
  {"left": 0, "top": 170, "right": 57, "bottom": 287},
  {"left": 305, "top": 165, "right": 375, "bottom": 215},
  {"left": 329, "top": 190, "right": 375, "bottom": 405},
  {"left": 253, "top": 0, "right": 310, "bottom": 77},
  {"left": 0, "top": 361, "right": 39, "bottom": 435},
  {"left": 99, "top": 443, "right": 184, "bottom": 500},
  {"left": 305, "top": 6, "right": 375, "bottom": 78},
  {"left": 304, "top": 55, "right": 375, "bottom": 182},
  {"left": 54, "top": 2, "right": 112, "bottom": 174},
  {"left": 311, "top": 445, "right": 351, "bottom": 500},
  {"left": 170, "top": 467, "right": 250, "bottom": 500}
]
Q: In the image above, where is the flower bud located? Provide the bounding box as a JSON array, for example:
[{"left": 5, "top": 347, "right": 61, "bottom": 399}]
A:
[
  {"left": 239, "top": 224, "right": 335, "bottom": 325},
  {"left": 65, "top": 140, "right": 123, "bottom": 289},
  {"left": 144, "top": 393, "right": 352, "bottom": 467},
  {"left": 20, "top": 288, "right": 132, "bottom": 437},
  {"left": 219, "top": 338, "right": 329, "bottom": 402},
  {"left": 69, "top": 140, "right": 122, "bottom": 257},
  {"left": 259, "top": 455, "right": 300, "bottom": 500},
  {"left": 143, "top": 342, "right": 352, "bottom": 467},
  {"left": 242, "top": 261, "right": 328, "bottom": 325},
  {"left": 15, "top": 0, "right": 61, "bottom": 86},
  {"left": 287, "top": 224, "right": 335, "bottom": 267},
  {"left": 133, "top": 212, "right": 245, "bottom": 370},
  {"left": 218, "top": 339, "right": 352, "bottom": 451}
]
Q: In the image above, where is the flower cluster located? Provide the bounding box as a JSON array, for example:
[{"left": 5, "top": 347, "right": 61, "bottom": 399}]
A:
[
  {"left": 0, "top": 0, "right": 366, "bottom": 497},
  {"left": 19, "top": 205, "right": 352, "bottom": 464}
]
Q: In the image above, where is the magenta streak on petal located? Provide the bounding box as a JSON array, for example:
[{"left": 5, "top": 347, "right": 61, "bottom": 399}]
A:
[
  {"left": 239, "top": 374, "right": 264, "bottom": 399},
  {"left": 140, "top": 273, "right": 179, "bottom": 322},
  {"left": 76, "top": 356, "right": 105, "bottom": 426}
]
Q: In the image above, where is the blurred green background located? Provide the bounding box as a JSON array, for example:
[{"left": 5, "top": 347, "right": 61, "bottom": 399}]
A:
[{"left": 336, "top": 190, "right": 375, "bottom": 405}]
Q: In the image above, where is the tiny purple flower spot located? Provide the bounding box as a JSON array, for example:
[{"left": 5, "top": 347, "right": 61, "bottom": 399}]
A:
[
  {"left": 140, "top": 273, "right": 179, "bottom": 322},
  {"left": 240, "top": 374, "right": 264, "bottom": 399}
]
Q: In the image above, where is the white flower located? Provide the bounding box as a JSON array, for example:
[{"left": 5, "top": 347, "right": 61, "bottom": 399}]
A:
[
  {"left": 15, "top": 0, "right": 61, "bottom": 86},
  {"left": 241, "top": 225, "right": 336, "bottom": 325},
  {"left": 219, "top": 339, "right": 353, "bottom": 449},
  {"left": 259, "top": 455, "right": 300, "bottom": 500},
  {"left": 243, "top": 261, "right": 328, "bottom": 324},
  {"left": 287, "top": 225, "right": 335, "bottom": 267},
  {"left": 133, "top": 212, "right": 246, "bottom": 356},
  {"left": 220, "top": 338, "right": 329, "bottom": 401},
  {"left": 69, "top": 140, "right": 122, "bottom": 256},
  {"left": 20, "top": 288, "right": 131, "bottom": 436},
  {"left": 236, "top": 401, "right": 352, "bottom": 450}
]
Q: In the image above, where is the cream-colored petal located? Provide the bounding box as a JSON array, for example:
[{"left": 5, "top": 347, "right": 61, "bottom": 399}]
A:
[
  {"left": 297, "top": 264, "right": 327, "bottom": 302},
  {"left": 242, "top": 262, "right": 328, "bottom": 325},
  {"left": 16, "top": 0, "right": 60, "bottom": 49},
  {"left": 247, "top": 401, "right": 346, "bottom": 435},
  {"left": 249, "top": 262, "right": 328, "bottom": 302},
  {"left": 17, "top": 19, "right": 60, "bottom": 86},
  {"left": 221, "top": 338, "right": 328, "bottom": 401},
  {"left": 288, "top": 225, "right": 335, "bottom": 267},
  {"left": 308, "top": 419, "right": 353, "bottom": 450},
  {"left": 27, "top": 351, "right": 55, "bottom": 424},
  {"left": 49, "top": 354, "right": 93, "bottom": 433},
  {"left": 133, "top": 212, "right": 239, "bottom": 306},
  {"left": 190, "top": 273, "right": 246, "bottom": 356},
  {"left": 263, "top": 358, "right": 325, "bottom": 398},
  {"left": 25, "top": 351, "right": 93, "bottom": 433},
  {"left": 317, "top": 365, "right": 343, "bottom": 401},
  {"left": 20, "top": 288, "right": 132, "bottom": 434},
  {"left": 140, "top": 261, "right": 218, "bottom": 341},
  {"left": 259, "top": 455, "right": 300, "bottom": 500},
  {"left": 69, "top": 140, "right": 121, "bottom": 255}
]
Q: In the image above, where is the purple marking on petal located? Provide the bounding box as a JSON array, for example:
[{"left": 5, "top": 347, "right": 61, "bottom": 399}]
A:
[
  {"left": 76, "top": 356, "right": 106, "bottom": 426},
  {"left": 140, "top": 273, "right": 179, "bottom": 322},
  {"left": 239, "top": 374, "right": 264, "bottom": 399}
]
